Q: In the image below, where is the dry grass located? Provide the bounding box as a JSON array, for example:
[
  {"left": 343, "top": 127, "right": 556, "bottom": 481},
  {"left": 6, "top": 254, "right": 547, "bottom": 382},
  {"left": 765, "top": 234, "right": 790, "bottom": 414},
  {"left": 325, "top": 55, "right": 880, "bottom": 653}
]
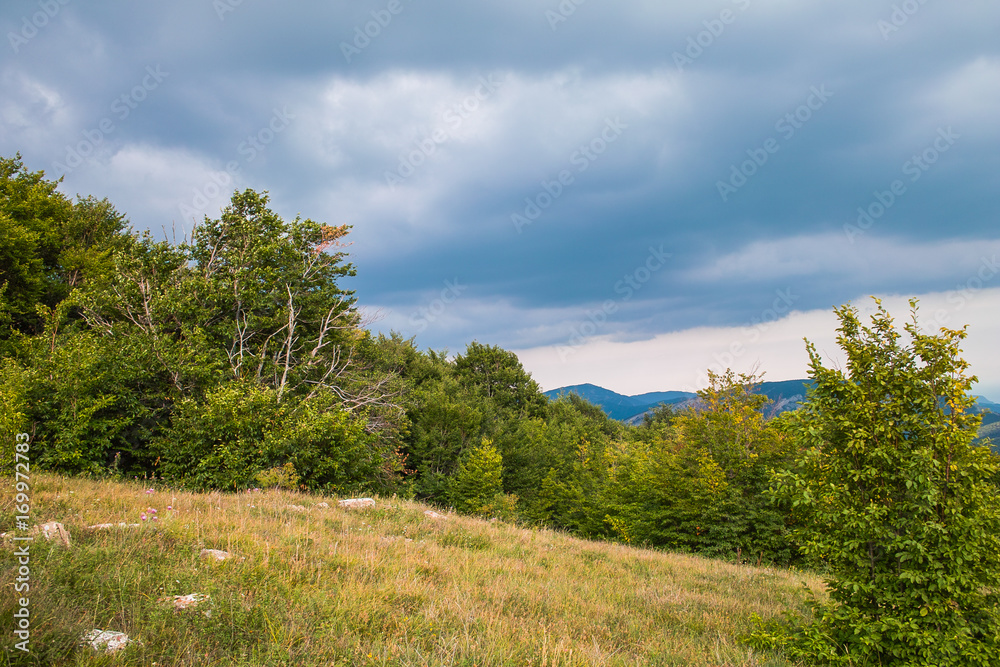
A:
[{"left": 0, "top": 474, "right": 824, "bottom": 665}]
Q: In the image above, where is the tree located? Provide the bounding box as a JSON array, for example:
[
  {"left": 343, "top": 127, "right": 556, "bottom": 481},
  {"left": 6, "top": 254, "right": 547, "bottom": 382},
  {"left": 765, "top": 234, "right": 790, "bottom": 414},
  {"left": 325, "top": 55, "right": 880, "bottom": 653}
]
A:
[
  {"left": 764, "top": 299, "right": 1000, "bottom": 665},
  {"left": 0, "top": 154, "right": 128, "bottom": 349},
  {"left": 674, "top": 369, "right": 797, "bottom": 563},
  {"left": 454, "top": 341, "right": 547, "bottom": 418},
  {"left": 405, "top": 373, "right": 485, "bottom": 500},
  {"left": 604, "top": 369, "right": 796, "bottom": 562},
  {"left": 449, "top": 439, "right": 506, "bottom": 516}
]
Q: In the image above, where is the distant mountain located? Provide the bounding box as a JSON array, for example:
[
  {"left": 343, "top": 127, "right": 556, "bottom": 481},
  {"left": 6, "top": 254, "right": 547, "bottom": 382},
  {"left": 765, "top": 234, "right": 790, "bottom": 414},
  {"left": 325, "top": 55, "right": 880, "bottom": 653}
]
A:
[
  {"left": 543, "top": 383, "right": 694, "bottom": 421},
  {"left": 629, "top": 390, "right": 694, "bottom": 405},
  {"left": 974, "top": 396, "right": 1000, "bottom": 415},
  {"left": 977, "top": 422, "right": 1000, "bottom": 454},
  {"left": 544, "top": 380, "right": 813, "bottom": 422},
  {"left": 545, "top": 381, "right": 999, "bottom": 426}
]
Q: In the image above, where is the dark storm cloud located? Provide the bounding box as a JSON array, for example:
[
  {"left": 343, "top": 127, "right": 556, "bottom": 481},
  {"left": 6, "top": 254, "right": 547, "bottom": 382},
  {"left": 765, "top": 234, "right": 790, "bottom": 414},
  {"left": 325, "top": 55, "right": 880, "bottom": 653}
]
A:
[{"left": 2, "top": 0, "right": 999, "bottom": 381}]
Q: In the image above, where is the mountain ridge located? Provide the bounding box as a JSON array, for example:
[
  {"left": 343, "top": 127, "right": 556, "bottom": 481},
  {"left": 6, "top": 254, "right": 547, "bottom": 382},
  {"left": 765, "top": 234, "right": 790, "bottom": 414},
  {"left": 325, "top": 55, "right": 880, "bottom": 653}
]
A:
[
  {"left": 544, "top": 381, "right": 1000, "bottom": 425},
  {"left": 543, "top": 380, "right": 813, "bottom": 421}
]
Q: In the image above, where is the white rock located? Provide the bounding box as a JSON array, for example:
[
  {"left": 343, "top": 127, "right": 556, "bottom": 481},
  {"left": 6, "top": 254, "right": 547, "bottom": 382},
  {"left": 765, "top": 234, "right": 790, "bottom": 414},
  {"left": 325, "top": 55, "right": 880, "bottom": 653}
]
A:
[
  {"left": 286, "top": 504, "right": 307, "bottom": 512},
  {"left": 200, "top": 548, "right": 232, "bottom": 561},
  {"left": 32, "top": 521, "right": 72, "bottom": 547},
  {"left": 159, "top": 593, "right": 210, "bottom": 610},
  {"left": 89, "top": 523, "right": 142, "bottom": 530},
  {"left": 81, "top": 629, "right": 138, "bottom": 653},
  {"left": 315, "top": 502, "right": 330, "bottom": 508},
  {"left": 338, "top": 497, "right": 375, "bottom": 509},
  {"left": 424, "top": 510, "right": 447, "bottom": 520}
]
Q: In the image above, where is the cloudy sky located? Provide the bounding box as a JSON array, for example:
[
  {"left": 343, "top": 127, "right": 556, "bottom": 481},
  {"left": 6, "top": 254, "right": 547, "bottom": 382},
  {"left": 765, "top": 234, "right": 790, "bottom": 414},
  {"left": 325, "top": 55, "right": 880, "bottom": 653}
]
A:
[{"left": 3, "top": 1, "right": 999, "bottom": 398}]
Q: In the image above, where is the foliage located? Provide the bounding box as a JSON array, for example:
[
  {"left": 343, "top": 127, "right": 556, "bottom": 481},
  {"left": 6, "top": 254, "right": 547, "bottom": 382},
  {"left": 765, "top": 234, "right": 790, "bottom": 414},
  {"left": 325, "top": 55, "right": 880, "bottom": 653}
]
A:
[
  {"left": 154, "top": 383, "right": 383, "bottom": 493},
  {"left": 604, "top": 370, "right": 797, "bottom": 563},
  {"left": 515, "top": 395, "right": 619, "bottom": 534},
  {"left": 19, "top": 329, "right": 145, "bottom": 475},
  {"left": 256, "top": 462, "right": 301, "bottom": 490},
  {"left": 764, "top": 299, "right": 1000, "bottom": 665},
  {"left": 448, "top": 439, "right": 513, "bottom": 517},
  {"left": 0, "top": 358, "right": 30, "bottom": 470},
  {"left": 454, "top": 341, "right": 547, "bottom": 418},
  {"left": 0, "top": 155, "right": 129, "bottom": 357},
  {"left": 0, "top": 153, "right": 74, "bottom": 340},
  {"left": 1, "top": 155, "right": 401, "bottom": 493},
  {"left": 404, "top": 372, "right": 486, "bottom": 500},
  {"left": 675, "top": 369, "right": 798, "bottom": 563},
  {"left": 604, "top": 432, "right": 729, "bottom": 551}
]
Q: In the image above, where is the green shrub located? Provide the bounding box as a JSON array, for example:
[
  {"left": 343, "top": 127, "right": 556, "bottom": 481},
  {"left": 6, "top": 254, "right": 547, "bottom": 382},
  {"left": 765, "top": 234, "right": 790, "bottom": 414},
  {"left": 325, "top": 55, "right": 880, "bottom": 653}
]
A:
[
  {"left": 763, "top": 299, "right": 1000, "bottom": 665},
  {"left": 155, "top": 382, "right": 282, "bottom": 489},
  {"left": 0, "top": 358, "right": 30, "bottom": 470},
  {"left": 449, "top": 439, "right": 505, "bottom": 516},
  {"left": 156, "top": 382, "right": 386, "bottom": 493},
  {"left": 22, "top": 331, "right": 136, "bottom": 475},
  {"left": 255, "top": 462, "right": 300, "bottom": 490}
]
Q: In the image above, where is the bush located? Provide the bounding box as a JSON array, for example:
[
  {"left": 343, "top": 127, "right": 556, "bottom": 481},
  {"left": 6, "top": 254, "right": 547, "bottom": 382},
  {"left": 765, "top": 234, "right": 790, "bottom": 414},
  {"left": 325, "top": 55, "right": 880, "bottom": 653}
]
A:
[
  {"left": 155, "top": 383, "right": 384, "bottom": 493},
  {"left": 22, "top": 331, "right": 136, "bottom": 475},
  {"left": 256, "top": 462, "right": 300, "bottom": 490},
  {"left": 764, "top": 299, "right": 1000, "bottom": 665},
  {"left": 449, "top": 440, "right": 506, "bottom": 516},
  {"left": 0, "top": 358, "right": 30, "bottom": 470}
]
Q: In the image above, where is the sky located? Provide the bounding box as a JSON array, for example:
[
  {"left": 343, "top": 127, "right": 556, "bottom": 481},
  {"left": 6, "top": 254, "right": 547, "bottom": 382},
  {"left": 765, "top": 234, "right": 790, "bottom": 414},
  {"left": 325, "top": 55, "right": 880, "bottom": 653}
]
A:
[{"left": 2, "top": 1, "right": 999, "bottom": 398}]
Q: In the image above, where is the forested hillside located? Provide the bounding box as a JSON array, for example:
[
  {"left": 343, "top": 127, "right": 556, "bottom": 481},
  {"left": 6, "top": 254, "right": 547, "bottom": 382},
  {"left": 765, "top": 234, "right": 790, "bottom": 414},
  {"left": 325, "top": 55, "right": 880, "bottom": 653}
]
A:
[{"left": 2, "top": 152, "right": 997, "bottom": 572}]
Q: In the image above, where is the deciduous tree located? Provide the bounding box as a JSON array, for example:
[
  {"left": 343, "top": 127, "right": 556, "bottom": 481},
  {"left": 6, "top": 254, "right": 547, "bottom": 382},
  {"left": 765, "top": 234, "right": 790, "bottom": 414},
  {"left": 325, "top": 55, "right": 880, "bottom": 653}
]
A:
[{"left": 766, "top": 299, "right": 1000, "bottom": 665}]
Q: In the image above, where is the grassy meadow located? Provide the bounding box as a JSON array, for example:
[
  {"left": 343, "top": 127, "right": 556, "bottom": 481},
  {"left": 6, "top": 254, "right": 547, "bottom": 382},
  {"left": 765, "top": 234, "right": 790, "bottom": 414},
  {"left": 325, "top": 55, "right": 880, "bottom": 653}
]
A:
[{"left": 1, "top": 474, "right": 825, "bottom": 666}]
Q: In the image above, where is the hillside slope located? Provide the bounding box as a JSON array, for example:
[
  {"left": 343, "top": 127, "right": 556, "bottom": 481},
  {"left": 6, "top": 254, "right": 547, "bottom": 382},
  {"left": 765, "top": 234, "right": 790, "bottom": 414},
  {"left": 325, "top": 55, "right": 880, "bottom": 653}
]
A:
[{"left": 0, "top": 475, "right": 822, "bottom": 666}]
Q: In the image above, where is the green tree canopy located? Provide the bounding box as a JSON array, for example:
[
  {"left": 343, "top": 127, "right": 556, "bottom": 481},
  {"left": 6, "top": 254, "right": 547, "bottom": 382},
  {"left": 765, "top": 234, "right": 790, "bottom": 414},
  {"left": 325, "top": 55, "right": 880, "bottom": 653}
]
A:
[{"left": 454, "top": 341, "right": 547, "bottom": 418}]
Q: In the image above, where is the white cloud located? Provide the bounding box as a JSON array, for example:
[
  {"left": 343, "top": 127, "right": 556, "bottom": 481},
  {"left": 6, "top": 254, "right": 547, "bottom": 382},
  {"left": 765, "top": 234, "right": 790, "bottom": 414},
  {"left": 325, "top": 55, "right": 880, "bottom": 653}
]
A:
[
  {"left": 0, "top": 71, "right": 72, "bottom": 148},
  {"left": 686, "top": 233, "right": 1000, "bottom": 285},
  {"left": 58, "top": 144, "right": 244, "bottom": 236},
  {"left": 515, "top": 287, "right": 1000, "bottom": 400},
  {"left": 920, "top": 56, "right": 1000, "bottom": 139}
]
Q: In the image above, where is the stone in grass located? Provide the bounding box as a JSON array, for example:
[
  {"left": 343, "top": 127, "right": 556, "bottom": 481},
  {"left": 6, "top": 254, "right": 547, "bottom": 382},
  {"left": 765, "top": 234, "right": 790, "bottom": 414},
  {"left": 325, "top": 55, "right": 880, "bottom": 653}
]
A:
[
  {"left": 315, "top": 502, "right": 330, "bottom": 508},
  {"left": 32, "top": 521, "right": 72, "bottom": 548},
  {"left": 424, "top": 510, "right": 447, "bottom": 520},
  {"left": 200, "top": 548, "right": 233, "bottom": 561},
  {"left": 159, "top": 593, "right": 211, "bottom": 612},
  {"left": 81, "top": 629, "right": 139, "bottom": 653},
  {"left": 89, "top": 522, "right": 142, "bottom": 530},
  {"left": 286, "top": 504, "right": 308, "bottom": 512},
  {"left": 338, "top": 498, "right": 375, "bottom": 510}
]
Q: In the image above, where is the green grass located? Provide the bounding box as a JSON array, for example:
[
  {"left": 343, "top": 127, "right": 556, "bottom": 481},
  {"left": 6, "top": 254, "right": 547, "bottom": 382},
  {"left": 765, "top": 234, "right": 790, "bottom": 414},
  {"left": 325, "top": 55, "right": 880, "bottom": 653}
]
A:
[{"left": 1, "top": 474, "right": 823, "bottom": 666}]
